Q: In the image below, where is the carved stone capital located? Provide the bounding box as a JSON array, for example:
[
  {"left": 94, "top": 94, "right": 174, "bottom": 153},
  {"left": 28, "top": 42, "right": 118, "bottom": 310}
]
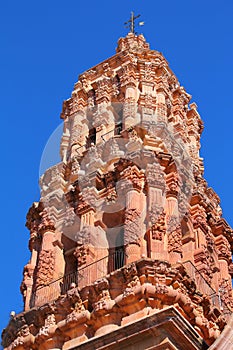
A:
[
  {"left": 166, "top": 172, "right": 181, "bottom": 198},
  {"left": 215, "top": 235, "right": 231, "bottom": 262}
]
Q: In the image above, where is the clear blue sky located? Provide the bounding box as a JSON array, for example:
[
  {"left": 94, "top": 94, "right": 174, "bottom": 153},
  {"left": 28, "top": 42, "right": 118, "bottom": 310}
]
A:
[{"left": 0, "top": 0, "right": 233, "bottom": 335}]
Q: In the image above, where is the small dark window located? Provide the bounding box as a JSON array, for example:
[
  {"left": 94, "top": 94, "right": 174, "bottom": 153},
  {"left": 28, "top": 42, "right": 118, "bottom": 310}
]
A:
[
  {"left": 86, "top": 128, "right": 96, "bottom": 147},
  {"left": 115, "top": 122, "right": 123, "bottom": 136},
  {"left": 108, "top": 229, "right": 125, "bottom": 272},
  {"left": 114, "top": 246, "right": 125, "bottom": 269}
]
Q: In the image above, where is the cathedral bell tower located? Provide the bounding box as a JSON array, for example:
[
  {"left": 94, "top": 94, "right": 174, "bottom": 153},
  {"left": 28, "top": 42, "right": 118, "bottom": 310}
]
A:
[{"left": 2, "top": 30, "right": 233, "bottom": 350}]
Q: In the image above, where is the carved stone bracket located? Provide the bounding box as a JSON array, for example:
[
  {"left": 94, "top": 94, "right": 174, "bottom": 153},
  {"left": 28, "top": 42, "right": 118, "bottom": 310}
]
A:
[{"left": 215, "top": 235, "right": 232, "bottom": 263}]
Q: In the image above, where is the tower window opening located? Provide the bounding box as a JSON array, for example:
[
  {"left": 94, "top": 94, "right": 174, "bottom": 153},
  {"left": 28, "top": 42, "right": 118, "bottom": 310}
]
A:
[
  {"left": 114, "top": 245, "right": 125, "bottom": 269},
  {"left": 86, "top": 127, "right": 96, "bottom": 147},
  {"left": 114, "top": 122, "right": 123, "bottom": 136},
  {"left": 108, "top": 228, "right": 125, "bottom": 271},
  {"left": 61, "top": 248, "right": 77, "bottom": 294}
]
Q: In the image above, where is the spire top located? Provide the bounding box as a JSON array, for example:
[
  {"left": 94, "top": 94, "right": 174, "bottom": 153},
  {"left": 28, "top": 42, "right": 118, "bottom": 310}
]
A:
[{"left": 124, "top": 11, "right": 144, "bottom": 34}]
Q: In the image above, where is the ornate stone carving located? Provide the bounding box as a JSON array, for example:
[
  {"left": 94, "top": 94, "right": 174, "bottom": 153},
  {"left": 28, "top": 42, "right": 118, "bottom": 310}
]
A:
[
  {"left": 144, "top": 62, "right": 154, "bottom": 81},
  {"left": 71, "top": 156, "right": 80, "bottom": 176},
  {"left": 36, "top": 250, "right": 55, "bottom": 287},
  {"left": 63, "top": 206, "right": 77, "bottom": 228},
  {"left": 38, "top": 208, "right": 55, "bottom": 233},
  {"left": 20, "top": 263, "right": 34, "bottom": 301},
  {"left": 116, "top": 33, "right": 150, "bottom": 53},
  {"left": 65, "top": 289, "right": 88, "bottom": 325},
  {"left": 122, "top": 263, "right": 140, "bottom": 297},
  {"left": 93, "top": 103, "right": 114, "bottom": 128},
  {"left": 168, "top": 225, "right": 182, "bottom": 254},
  {"left": 106, "top": 188, "right": 117, "bottom": 204},
  {"left": 150, "top": 209, "right": 166, "bottom": 240},
  {"left": 10, "top": 324, "right": 31, "bottom": 349},
  {"left": 112, "top": 75, "right": 121, "bottom": 97},
  {"left": 74, "top": 245, "right": 89, "bottom": 266},
  {"left": 123, "top": 262, "right": 138, "bottom": 281},
  {"left": 123, "top": 98, "right": 137, "bottom": 119},
  {"left": 5, "top": 30, "right": 233, "bottom": 350},
  {"left": 124, "top": 208, "right": 141, "bottom": 245},
  {"left": 194, "top": 246, "right": 218, "bottom": 283},
  {"left": 92, "top": 278, "right": 115, "bottom": 314},
  {"left": 166, "top": 172, "right": 181, "bottom": 197},
  {"left": 219, "top": 278, "right": 232, "bottom": 308},
  {"left": 121, "top": 166, "right": 144, "bottom": 192},
  {"left": 11, "top": 336, "right": 24, "bottom": 349},
  {"left": 146, "top": 163, "right": 165, "bottom": 190},
  {"left": 38, "top": 313, "right": 56, "bottom": 340},
  {"left": 215, "top": 236, "right": 231, "bottom": 262},
  {"left": 96, "top": 78, "right": 110, "bottom": 102}
]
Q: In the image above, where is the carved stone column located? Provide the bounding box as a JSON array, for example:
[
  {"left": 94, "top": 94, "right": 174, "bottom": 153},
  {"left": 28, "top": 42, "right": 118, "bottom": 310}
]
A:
[
  {"left": 124, "top": 207, "right": 141, "bottom": 263},
  {"left": 32, "top": 208, "right": 65, "bottom": 307},
  {"left": 122, "top": 167, "right": 145, "bottom": 264},
  {"left": 20, "top": 263, "right": 34, "bottom": 311},
  {"left": 166, "top": 171, "right": 183, "bottom": 263},
  {"left": 78, "top": 198, "right": 107, "bottom": 255},
  {"left": 215, "top": 235, "right": 232, "bottom": 309},
  {"left": 74, "top": 243, "right": 96, "bottom": 288},
  {"left": 75, "top": 202, "right": 108, "bottom": 288},
  {"left": 22, "top": 203, "right": 41, "bottom": 310},
  {"left": 146, "top": 162, "right": 166, "bottom": 260},
  {"left": 156, "top": 88, "right": 167, "bottom": 121},
  {"left": 123, "top": 75, "right": 139, "bottom": 128}
]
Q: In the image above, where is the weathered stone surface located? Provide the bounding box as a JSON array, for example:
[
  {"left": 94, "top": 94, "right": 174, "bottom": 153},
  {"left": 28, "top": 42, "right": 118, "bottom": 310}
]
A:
[
  {"left": 2, "top": 32, "right": 233, "bottom": 350},
  {"left": 1, "top": 259, "right": 230, "bottom": 349}
]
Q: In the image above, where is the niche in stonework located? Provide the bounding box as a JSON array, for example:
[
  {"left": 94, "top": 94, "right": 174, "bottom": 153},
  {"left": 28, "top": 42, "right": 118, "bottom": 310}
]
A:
[
  {"left": 86, "top": 127, "right": 96, "bottom": 147},
  {"left": 62, "top": 235, "right": 77, "bottom": 276},
  {"left": 103, "top": 210, "right": 125, "bottom": 272}
]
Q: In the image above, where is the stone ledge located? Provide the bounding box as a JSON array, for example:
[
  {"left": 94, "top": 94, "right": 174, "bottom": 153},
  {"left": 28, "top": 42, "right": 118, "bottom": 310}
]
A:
[
  {"left": 2, "top": 259, "right": 229, "bottom": 349},
  {"left": 69, "top": 306, "right": 208, "bottom": 350}
]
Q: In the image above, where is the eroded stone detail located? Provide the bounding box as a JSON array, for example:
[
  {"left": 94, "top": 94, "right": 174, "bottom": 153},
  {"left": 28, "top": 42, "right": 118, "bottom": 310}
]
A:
[
  {"left": 168, "top": 225, "right": 182, "bottom": 254},
  {"left": 150, "top": 208, "right": 166, "bottom": 240},
  {"left": 74, "top": 245, "right": 89, "bottom": 266},
  {"left": 36, "top": 250, "right": 55, "bottom": 287},
  {"left": 124, "top": 208, "right": 141, "bottom": 245},
  {"left": 2, "top": 259, "right": 229, "bottom": 349},
  {"left": 3, "top": 32, "right": 233, "bottom": 350}
]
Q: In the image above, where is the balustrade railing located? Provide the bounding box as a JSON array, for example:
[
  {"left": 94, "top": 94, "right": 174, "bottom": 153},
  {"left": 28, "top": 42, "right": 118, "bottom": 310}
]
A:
[
  {"left": 75, "top": 124, "right": 123, "bottom": 155},
  {"left": 30, "top": 255, "right": 232, "bottom": 322},
  {"left": 182, "top": 260, "right": 232, "bottom": 321},
  {"left": 30, "top": 248, "right": 125, "bottom": 308}
]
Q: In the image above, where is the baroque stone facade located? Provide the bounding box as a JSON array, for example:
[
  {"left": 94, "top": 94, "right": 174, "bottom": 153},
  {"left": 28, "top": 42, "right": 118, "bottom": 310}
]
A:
[{"left": 2, "top": 33, "right": 233, "bottom": 349}]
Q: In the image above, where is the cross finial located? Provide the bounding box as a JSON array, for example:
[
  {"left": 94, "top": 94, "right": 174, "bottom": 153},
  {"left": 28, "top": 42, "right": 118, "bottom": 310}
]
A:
[{"left": 124, "top": 11, "right": 144, "bottom": 34}]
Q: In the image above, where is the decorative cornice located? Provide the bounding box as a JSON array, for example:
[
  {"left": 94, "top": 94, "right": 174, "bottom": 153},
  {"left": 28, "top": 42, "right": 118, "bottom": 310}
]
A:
[{"left": 2, "top": 258, "right": 229, "bottom": 349}]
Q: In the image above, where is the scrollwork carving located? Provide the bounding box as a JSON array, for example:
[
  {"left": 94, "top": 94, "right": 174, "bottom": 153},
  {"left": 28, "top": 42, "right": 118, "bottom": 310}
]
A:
[
  {"left": 74, "top": 245, "right": 89, "bottom": 266},
  {"left": 124, "top": 208, "right": 141, "bottom": 245},
  {"left": 36, "top": 250, "right": 55, "bottom": 287},
  {"left": 168, "top": 225, "right": 182, "bottom": 254}
]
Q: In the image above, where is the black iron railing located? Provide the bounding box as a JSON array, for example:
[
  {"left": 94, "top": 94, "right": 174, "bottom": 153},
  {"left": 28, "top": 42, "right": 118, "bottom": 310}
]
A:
[
  {"left": 30, "top": 254, "right": 232, "bottom": 322},
  {"left": 74, "top": 125, "right": 123, "bottom": 154},
  {"left": 183, "top": 260, "right": 232, "bottom": 321},
  {"left": 31, "top": 248, "right": 125, "bottom": 308}
]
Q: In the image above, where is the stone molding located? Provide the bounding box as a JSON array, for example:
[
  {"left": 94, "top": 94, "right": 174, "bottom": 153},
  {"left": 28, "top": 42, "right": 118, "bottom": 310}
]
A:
[{"left": 2, "top": 259, "right": 229, "bottom": 349}]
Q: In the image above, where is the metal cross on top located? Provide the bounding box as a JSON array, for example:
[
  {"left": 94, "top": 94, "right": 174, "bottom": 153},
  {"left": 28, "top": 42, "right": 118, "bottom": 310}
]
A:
[{"left": 124, "top": 11, "right": 144, "bottom": 34}]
